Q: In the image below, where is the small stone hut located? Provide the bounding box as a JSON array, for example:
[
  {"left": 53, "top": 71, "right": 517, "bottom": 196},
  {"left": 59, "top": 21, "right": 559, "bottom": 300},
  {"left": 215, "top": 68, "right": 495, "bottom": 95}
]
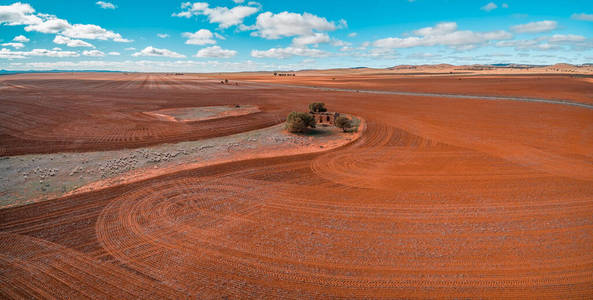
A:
[{"left": 312, "top": 112, "right": 340, "bottom": 125}]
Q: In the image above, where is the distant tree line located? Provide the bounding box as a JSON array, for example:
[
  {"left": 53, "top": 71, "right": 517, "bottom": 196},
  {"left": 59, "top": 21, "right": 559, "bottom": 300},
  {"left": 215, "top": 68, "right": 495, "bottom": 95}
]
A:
[{"left": 273, "top": 72, "right": 296, "bottom": 77}]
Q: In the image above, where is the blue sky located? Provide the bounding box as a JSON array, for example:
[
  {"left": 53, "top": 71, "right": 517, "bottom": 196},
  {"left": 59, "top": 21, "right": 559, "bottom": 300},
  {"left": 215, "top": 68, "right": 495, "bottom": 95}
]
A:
[{"left": 1, "top": 0, "right": 592, "bottom": 71}]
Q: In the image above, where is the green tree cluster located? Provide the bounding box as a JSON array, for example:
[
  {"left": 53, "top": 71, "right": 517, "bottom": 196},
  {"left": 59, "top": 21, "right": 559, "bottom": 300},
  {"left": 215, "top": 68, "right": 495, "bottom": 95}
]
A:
[
  {"left": 285, "top": 112, "right": 316, "bottom": 133},
  {"left": 334, "top": 116, "right": 352, "bottom": 132},
  {"left": 308, "top": 102, "right": 327, "bottom": 113}
]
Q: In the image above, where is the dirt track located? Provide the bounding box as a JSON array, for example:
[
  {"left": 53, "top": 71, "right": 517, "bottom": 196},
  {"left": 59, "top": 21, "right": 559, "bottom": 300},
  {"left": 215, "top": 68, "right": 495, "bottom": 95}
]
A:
[{"left": 1, "top": 73, "right": 593, "bottom": 298}]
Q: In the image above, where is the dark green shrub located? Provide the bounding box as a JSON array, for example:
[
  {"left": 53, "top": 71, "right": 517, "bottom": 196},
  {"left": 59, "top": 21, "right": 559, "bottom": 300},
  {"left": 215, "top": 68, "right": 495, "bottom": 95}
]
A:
[
  {"left": 308, "top": 102, "right": 327, "bottom": 113},
  {"left": 334, "top": 116, "right": 352, "bottom": 132},
  {"left": 285, "top": 112, "right": 316, "bottom": 133}
]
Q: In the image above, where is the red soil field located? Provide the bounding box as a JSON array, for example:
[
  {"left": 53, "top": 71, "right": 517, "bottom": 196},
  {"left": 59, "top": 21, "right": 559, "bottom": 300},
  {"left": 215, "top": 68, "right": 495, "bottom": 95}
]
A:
[
  {"left": 220, "top": 73, "right": 593, "bottom": 105},
  {"left": 0, "top": 73, "right": 283, "bottom": 156},
  {"left": 1, "top": 72, "right": 592, "bottom": 298}
]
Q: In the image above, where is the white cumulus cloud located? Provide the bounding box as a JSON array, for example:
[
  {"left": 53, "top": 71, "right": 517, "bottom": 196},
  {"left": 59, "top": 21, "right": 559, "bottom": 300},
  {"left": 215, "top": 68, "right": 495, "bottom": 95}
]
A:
[
  {"left": 481, "top": 2, "right": 497, "bottom": 12},
  {"left": 60, "top": 24, "right": 131, "bottom": 42},
  {"left": 292, "top": 32, "right": 330, "bottom": 46},
  {"left": 182, "top": 29, "right": 216, "bottom": 45},
  {"left": 2, "top": 42, "right": 24, "bottom": 49},
  {"left": 511, "top": 21, "right": 557, "bottom": 33},
  {"left": 173, "top": 2, "right": 259, "bottom": 29},
  {"left": 571, "top": 13, "right": 593, "bottom": 22},
  {"left": 83, "top": 49, "right": 105, "bottom": 57},
  {"left": 24, "top": 18, "right": 70, "bottom": 33},
  {"left": 496, "top": 34, "right": 589, "bottom": 51},
  {"left": 497, "top": 40, "right": 548, "bottom": 50},
  {"left": 13, "top": 35, "right": 30, "bottom": 42},
  {"left": 195, "top": 46, "right": 237, "bottom": 58},
  {"left": 0, "top": 2, "right": 42, "bottom": 26},
  {"left": 96, "top": 1, "right": 116, "bottom": 10},
  {"left": 1, "top": 2, "right": 130, "bottom": 42},
  {"left": 53, "top": 35, "right": 95, "bottom": 48},
  {"left": 132, "top": 46, "right": 186, "bottom": 58},
  {"left": 250, "top": 11, "right": 338, "bottom": 39},
  {"left": 0, "top": 48, "right": 80, "bottom": 59},
  {"left": 373, "top": 22, "right": 512, "bottom": 50},
  {"left": 547, "top": 34, "right": 586, "bottom": 43}
]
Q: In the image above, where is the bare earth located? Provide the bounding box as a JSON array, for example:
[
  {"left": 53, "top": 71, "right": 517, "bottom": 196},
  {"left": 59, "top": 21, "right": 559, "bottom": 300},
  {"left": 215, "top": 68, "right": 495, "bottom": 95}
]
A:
[
  {"left": 1, "top": 70, "right": 592, "bottom": 299},
  {"left": 145, "top": 105, "right": 260, "bottom": 122}
]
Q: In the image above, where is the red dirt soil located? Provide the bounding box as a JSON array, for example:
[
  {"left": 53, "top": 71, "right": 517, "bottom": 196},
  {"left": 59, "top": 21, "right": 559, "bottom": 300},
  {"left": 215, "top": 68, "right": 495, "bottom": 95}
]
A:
[
  {"left": 0, "top": 73, "right": 282, "bottom": 156},
  {"left": 1, "top": 72, "right": 592, "bottom": 298},
  {"left": 218, "top": 73, "right": 593, "bottom": 105}
]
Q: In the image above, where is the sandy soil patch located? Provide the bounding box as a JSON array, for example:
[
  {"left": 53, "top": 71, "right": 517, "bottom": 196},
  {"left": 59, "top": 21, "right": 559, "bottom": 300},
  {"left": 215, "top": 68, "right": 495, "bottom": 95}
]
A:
[{"left": 145, "top": 105, "right": 260, "bottom": 122}]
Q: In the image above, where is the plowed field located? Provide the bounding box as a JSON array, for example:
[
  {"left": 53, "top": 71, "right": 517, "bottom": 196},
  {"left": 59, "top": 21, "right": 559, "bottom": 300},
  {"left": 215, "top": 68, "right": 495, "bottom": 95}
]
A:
[{"left": 1, "top": 72, "right": 592, "bottom": 299}]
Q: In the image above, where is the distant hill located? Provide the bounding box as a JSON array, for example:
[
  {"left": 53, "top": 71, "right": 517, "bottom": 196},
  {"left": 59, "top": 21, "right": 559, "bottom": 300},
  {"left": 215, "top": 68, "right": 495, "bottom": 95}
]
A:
[
  {"left": 388, "top": 65, "right": 417, "bottom": 70},
  {"left": 550, "top": 63, "right": 575, "bottom": 68},
  {"left": 387, "top": 63, "right": 593, "bottom": 70}
]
